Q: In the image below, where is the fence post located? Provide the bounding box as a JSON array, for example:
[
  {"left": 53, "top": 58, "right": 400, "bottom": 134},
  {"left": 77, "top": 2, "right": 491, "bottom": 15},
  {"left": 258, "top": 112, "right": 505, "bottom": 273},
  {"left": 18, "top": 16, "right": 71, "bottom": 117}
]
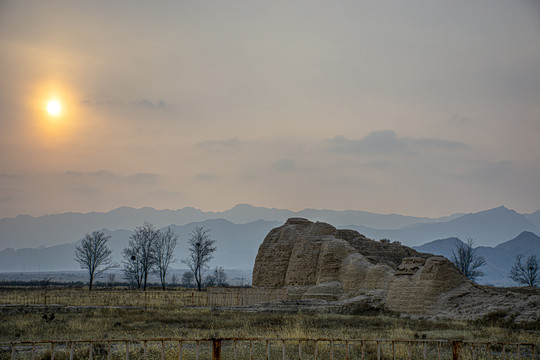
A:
[
  {"left": 212, "top": 339, "right": 222, "bottom": 360},
  {"left": 161, "top": 340, "right": 165, "bottom": 360},
  {"left": 452, "top": 341, "right": 462, "bottom": 360}
]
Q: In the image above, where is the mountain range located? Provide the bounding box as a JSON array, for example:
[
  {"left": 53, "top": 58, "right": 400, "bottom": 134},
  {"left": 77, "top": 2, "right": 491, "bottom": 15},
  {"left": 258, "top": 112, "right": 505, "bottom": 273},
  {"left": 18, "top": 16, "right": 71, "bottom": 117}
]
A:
[
  {"left": 348, "top": 206, "right": 540, "bottom": 246},
  {"left": 0, "top": 204, "right": 467, "bottom": 250},
  {"left": 0, "top": 204, "right": 539, "bottom": 287},
  {"left": 414, "top": 231, "right": 540, "bottom": 286}
]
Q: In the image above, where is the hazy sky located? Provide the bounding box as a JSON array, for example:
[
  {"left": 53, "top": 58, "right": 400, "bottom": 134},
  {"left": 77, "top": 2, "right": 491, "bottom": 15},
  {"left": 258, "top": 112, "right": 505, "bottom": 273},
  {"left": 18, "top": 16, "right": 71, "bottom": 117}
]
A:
[{"left": 1, "top": 0, "right": 539, "bottom": 219}]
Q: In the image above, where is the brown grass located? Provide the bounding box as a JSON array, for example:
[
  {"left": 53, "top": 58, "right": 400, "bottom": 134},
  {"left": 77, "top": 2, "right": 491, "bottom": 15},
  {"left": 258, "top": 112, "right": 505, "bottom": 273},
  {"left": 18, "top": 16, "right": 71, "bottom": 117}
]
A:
[
  {"left": 1, "top": 305, "right": 539, "bottom": 344},
  {"left": 1, "top": 287, "right": 538, "bottom": 358}
]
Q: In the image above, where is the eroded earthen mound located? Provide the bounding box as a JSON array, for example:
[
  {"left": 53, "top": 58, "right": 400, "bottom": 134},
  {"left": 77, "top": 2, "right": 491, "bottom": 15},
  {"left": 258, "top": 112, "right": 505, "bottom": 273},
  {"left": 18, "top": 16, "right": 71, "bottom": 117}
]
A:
[{"left": 252, "top": 218, "right": 540, "bottom": 323}]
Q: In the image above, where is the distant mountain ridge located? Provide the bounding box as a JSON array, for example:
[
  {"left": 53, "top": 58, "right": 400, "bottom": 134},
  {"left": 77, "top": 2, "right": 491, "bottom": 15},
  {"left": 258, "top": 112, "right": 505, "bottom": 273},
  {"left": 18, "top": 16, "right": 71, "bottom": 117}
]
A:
[
  {"left": 1, "top": 205, "right": 539, "bottom": 287},
  {"left": 525, "top": 209, "right": 540, "bottom": 230},
  {"left": 414, "top": 231, "right": 540, "bottom": 286},
  {"left": 343, "top": 206, "right": 539, "bottom": 247},
  {"left": 0, "top": 204, "right": 465, "bottom": 250},
  {"left": 0, "top": 205, "right": 538, "bottom": 253}
]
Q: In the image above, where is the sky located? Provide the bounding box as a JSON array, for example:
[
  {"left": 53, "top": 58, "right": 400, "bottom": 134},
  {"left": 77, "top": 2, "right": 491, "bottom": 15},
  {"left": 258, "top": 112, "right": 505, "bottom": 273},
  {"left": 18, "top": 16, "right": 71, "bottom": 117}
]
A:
[{"left": 1, "top": 0, "right": 539, "bottom": 219}]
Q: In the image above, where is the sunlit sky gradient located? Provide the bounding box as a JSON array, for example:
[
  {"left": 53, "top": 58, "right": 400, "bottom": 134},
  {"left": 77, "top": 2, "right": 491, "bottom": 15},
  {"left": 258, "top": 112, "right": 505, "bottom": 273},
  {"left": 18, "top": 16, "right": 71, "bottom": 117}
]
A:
[{"left": 1, "top": 1, "right": 539, "bottom": 219}]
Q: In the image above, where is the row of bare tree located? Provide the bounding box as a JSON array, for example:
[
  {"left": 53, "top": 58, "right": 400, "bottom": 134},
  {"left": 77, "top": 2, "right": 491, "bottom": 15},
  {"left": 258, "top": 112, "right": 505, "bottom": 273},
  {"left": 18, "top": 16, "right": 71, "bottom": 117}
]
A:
[{"left": 74, "top": 223, "right": 218, "bottom": 291}]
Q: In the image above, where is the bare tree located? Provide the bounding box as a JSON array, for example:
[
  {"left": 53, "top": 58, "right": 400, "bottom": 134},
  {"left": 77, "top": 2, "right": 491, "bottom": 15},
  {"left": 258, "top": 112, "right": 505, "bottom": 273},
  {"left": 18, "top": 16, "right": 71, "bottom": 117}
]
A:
[
  {"left": 213, "top": 266, "right": 228, "bottom": 287},
  {"left": 107, "top": 273, "right": 116, "bottom": 288},
  {"left": 153, "top": 226, "right": 178, "bottom": 290},
  {"left": 40, "top": 277, "right": 52, "bottom": 288},
  {"left": 74, "top": 231, "right": 114, "bottom": 291},
  {"left": 204, "top": 273, "right": 216, "bottom": 287},
  {"left": 171, "top": 274, "right": 178, "bottom": 286},
  {"left": 451, "top": 238, "right": 486, "bottom": 282},
  {"left": 508, "top": 255, "right": 539, "bottom": 287},
  {"left": 181, "top": 271, "right": 194, "bottom": 287},
  {"left": 182, "top": 226, "right": 216, "bottom": 291},
  {"left": 122, "top": 247, "right": 143, "bottom": 289},
  {"left": 204, "top": 268, "right": 227, "bottom": 287},
  {"left": 122, "top": 222, "right": 159, "bottom": 291}
]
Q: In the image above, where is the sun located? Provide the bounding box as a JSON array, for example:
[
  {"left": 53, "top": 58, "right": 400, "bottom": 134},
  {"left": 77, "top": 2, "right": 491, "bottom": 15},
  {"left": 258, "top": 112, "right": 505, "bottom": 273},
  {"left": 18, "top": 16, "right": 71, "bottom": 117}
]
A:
[{"left": 46, "top": 99, "right": 62, "bottom": 116}]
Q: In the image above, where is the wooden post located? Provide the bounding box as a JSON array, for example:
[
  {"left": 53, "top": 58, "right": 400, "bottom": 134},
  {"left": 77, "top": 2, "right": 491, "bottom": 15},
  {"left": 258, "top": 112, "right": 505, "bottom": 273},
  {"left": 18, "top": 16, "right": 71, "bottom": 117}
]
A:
[
  {"left": 452, "top": 341, "right": 462, "bottom": 360},
  {"left": 212, "top": 339, "right": 222, "bottom": 360}
]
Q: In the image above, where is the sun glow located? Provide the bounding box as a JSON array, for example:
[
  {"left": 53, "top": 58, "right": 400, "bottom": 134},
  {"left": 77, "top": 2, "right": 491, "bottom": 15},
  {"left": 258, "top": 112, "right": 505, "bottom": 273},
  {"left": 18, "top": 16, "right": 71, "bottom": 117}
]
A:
[
  {"left": 30, "top": 81, "right": 81, "bottom": 142},
  {"left": 46, "top": 99, "right": 62, "bottom": 116}
]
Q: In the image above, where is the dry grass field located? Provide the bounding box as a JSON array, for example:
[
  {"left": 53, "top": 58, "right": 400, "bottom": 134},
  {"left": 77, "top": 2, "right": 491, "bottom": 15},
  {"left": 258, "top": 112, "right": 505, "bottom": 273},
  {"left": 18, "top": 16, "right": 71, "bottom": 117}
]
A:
[
  {"left": 1, "top": 288, "right": 539, "bottom": 359},
  {"left": 1, "top": 305, "right": 540, "bottom": 343}
]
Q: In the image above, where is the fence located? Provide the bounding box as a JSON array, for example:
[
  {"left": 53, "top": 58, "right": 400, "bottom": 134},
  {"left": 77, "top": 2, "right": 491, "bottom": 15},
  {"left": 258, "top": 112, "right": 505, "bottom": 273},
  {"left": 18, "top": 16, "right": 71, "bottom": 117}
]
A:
[
  {"left": 207, "top": 287, "right": 287, "bottom": 307},
  {"left": 1, "top": 338, "right": 537, "bottom": 360},
  {"left": 0, "top": 288, "right": 288, "bottom": 308},
  {"left": 0, "top": 289, "right": 209, "bottom": 308}
]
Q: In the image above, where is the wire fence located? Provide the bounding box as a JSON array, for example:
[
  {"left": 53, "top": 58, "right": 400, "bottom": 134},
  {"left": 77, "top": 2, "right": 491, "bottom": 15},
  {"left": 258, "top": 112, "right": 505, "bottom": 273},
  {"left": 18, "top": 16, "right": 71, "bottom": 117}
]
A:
[
  {"left": 1, "top": 338, "right": 537, "bottom": 360},
  {"left": 0, "top": 290, "right": 207, "bottom": 307},
  {"left": 0, "top": 288, "right": 287, "bottom": 308}
]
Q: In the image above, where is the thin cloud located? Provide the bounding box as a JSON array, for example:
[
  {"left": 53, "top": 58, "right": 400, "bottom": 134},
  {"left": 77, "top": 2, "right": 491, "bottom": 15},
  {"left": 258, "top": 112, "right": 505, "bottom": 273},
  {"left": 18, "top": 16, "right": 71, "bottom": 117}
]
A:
[
  {"left": 196, "top": 138, "right": 240, "bottom": 152},
  {"left": 126, "top": 173, "right": 160, "bottom": 186},
  {"left": 55, "top": 171, "right": 160, "bottom": 186},
  {"left": 81, "top": 99, "right": 120, "bottom": 107},
  {"left": 414, "top": 137, "right": 468, "bottom": 149},
  {"left": 327, "top": 130, "right": 467, "bottom": 155},
  {"left": 195, "top": 173, "right": 218, "bottom": 182},
  {"left": 81, "top": 98, "right": 167, "bottom": 109},
  {"left": 449, "top": 114, "right": 473, "bottom": 124},
  {"left": 0, "top": 194, "right": 15, "bottom": 204},
  {"left": 458, "top": 160, "right": 513, "bottom": 181},
  {"left": 68, "top": 184, "right": 97, "bottom": 195},
  {"left": 362, "top": 159, "right": 394, "bottom": 169},
  {"left": 271, "top": 158, "right": 296, "bottom": 172},
  {"left": 131, "top": 99, "right": 167, "bottom": 108},
  {"left": 146, "top": 190, "right": 185, "bottom": 200},
  {"left": 63, "top": 170, "right": 115, "bottom": 179}
]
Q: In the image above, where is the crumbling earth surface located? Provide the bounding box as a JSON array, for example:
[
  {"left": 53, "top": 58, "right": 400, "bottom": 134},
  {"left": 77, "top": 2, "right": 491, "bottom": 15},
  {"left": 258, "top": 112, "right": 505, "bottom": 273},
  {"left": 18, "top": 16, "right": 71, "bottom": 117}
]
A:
[{"left": 252, "top": 218, "right": 540, "bottom": 323}]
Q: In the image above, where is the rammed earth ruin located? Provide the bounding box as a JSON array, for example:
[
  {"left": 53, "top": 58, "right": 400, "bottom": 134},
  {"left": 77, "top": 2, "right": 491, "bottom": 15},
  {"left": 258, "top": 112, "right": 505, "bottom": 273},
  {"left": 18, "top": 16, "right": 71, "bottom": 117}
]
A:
[{"left": 252, "top": 218, "right": 540, "bottom": 322}]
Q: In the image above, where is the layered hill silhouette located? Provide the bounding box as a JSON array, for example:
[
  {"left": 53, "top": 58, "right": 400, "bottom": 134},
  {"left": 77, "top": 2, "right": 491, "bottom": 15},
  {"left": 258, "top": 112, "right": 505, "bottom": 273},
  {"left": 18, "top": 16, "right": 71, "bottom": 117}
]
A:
[
  {"left": 414, "top": 231, "right": 540, "bottom": 286},
  {"left": 0, "top": 205, "right": 538, "bottom": 287},
  {"left": 347, "top": 206, "right": 539, "bottom": 247},
  {"left": 0, "top": 204, "right": 465, "bottom": 250}
]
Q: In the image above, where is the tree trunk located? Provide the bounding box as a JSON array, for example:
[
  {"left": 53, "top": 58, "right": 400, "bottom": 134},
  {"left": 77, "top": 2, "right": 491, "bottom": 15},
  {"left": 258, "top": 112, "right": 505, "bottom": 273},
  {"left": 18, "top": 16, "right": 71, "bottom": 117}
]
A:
[{"left": 89, "top": 271, "right": 94, "bottom": 291}]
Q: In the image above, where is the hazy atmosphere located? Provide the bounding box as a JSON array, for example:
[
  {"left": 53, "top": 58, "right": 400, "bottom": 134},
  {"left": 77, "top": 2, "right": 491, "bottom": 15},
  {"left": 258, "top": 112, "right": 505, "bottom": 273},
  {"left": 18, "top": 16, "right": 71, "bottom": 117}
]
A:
[{"left": 1, "top": 0, "right": 539, "bottom": 219}]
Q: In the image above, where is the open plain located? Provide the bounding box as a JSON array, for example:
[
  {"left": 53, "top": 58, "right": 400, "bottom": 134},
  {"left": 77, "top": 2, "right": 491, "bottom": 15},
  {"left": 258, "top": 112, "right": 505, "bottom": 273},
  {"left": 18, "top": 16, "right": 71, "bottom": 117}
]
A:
[{"left": 1, "top": 288, "right": 539, "bottom": 359}]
